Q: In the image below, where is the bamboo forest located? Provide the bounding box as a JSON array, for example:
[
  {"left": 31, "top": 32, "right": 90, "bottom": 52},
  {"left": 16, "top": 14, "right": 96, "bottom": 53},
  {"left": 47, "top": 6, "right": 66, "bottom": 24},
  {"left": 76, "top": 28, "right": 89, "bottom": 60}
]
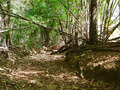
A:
[{"left": 0, "top": 0, "right": 120, "bottom": 89}]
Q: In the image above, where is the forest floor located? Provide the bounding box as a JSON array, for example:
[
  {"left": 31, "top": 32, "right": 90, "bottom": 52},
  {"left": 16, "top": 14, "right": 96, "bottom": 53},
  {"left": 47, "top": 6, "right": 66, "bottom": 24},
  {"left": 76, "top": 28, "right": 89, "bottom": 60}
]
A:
[{"left": 0, "top": 43, "right": 120, "bottom": 89}]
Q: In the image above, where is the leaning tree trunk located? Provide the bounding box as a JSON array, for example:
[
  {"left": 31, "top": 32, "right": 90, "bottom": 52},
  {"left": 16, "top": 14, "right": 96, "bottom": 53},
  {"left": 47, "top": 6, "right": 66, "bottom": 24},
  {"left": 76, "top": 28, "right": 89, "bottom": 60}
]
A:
[{"left": 89, "top": 0, "right": 98, "bottom": 44}]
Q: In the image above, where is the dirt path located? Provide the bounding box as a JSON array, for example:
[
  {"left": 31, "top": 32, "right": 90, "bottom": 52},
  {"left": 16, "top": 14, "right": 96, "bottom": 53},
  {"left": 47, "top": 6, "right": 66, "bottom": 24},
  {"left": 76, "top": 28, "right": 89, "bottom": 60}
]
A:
[
  {"left": 0, "top": 53, "right": 117, "bottom": 89},
  {"left": 0, "top": 53, "right": 90, "bottom": 89}
]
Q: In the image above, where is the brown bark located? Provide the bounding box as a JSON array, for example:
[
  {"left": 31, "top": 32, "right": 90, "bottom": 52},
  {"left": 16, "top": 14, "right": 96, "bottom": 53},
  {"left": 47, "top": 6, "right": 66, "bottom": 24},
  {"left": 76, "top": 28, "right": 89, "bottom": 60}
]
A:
[
  {"left": 6, "top": 0, "right": 12, "bottom": 46},
  {"left": 89, "top": 0, "right": 98, "bottom": 44}
]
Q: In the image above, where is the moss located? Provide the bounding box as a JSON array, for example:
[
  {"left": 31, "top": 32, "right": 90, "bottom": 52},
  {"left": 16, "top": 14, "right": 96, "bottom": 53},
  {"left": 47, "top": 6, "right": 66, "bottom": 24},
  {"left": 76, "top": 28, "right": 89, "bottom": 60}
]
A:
[{"left": 65, "top": 54, "right": 79, "bottom": 69}]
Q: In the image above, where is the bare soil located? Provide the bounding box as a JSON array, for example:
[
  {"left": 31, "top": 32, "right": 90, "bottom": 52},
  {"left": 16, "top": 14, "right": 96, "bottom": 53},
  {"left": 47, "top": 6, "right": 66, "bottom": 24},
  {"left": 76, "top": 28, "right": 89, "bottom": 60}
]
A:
[{"left": 0, "top": 43, "right": 120, "bottom": 89}]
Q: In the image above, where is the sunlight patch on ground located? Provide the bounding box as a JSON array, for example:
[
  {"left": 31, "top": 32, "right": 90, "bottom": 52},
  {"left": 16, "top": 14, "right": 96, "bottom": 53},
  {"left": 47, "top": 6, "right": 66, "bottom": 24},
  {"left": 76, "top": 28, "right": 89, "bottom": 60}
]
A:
[
  {"left": 27, "top": 54, "right": 65, "bottom": 61},
  {"left": 16, "top": 70, "right": 44, "bottom": 75},
  {"left": 87, "top": 55, "right": 120, "bottom": 69},
  {"left": 0, "top": 68, "right": 5, "bottom": 71},
  {"left": 3, "top": 70, "right": 44, "bottom": 84},
  {"left": 45, "top": 73, "right": 80, "bottom": 82}
]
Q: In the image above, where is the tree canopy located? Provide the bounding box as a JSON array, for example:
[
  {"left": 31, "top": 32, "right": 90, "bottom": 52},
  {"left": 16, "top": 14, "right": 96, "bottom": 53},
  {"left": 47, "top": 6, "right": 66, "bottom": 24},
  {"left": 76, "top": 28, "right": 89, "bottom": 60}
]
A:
[{"left": 0, "top": 0, "right": 119, "bottom": 49}]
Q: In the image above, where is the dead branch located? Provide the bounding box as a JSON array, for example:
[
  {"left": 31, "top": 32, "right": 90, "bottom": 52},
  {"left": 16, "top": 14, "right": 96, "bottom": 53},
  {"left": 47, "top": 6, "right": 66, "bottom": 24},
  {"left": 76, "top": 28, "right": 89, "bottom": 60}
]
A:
[
  {"left": 0, "top": 26, "right": 35, "bottom": 33},
  {"left": 108, "top": 36, "right": 120, "bottom": 41},
  {"left": 105, "top": 22, "right": 120, "bottom": 40}
]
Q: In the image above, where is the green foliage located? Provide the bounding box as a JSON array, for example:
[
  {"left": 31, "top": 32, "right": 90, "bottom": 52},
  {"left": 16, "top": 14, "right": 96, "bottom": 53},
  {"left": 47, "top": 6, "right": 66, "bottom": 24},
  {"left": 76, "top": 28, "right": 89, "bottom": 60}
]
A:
[
  {"left": 0, "top": 0, "right": 119, "bottom": 49},
  {"left": 26, "top": 0, "right": 62, "bottom": 21}
]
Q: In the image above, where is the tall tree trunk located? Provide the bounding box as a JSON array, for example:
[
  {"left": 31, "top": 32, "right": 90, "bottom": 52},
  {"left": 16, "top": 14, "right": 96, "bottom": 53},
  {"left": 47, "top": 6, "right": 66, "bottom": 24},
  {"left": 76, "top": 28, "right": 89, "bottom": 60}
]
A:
[
  {"left": 89, "top": 0, "right": 98, "bottom": 44},
  {"left": 44, "top": 20, "right": 55, "bottom": 46},
  {"left": 6, "top": 0, "right": 12, "bottom": 46},
  {"left": 44, "top": 29, "right": 50, "bottom": 46}
]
